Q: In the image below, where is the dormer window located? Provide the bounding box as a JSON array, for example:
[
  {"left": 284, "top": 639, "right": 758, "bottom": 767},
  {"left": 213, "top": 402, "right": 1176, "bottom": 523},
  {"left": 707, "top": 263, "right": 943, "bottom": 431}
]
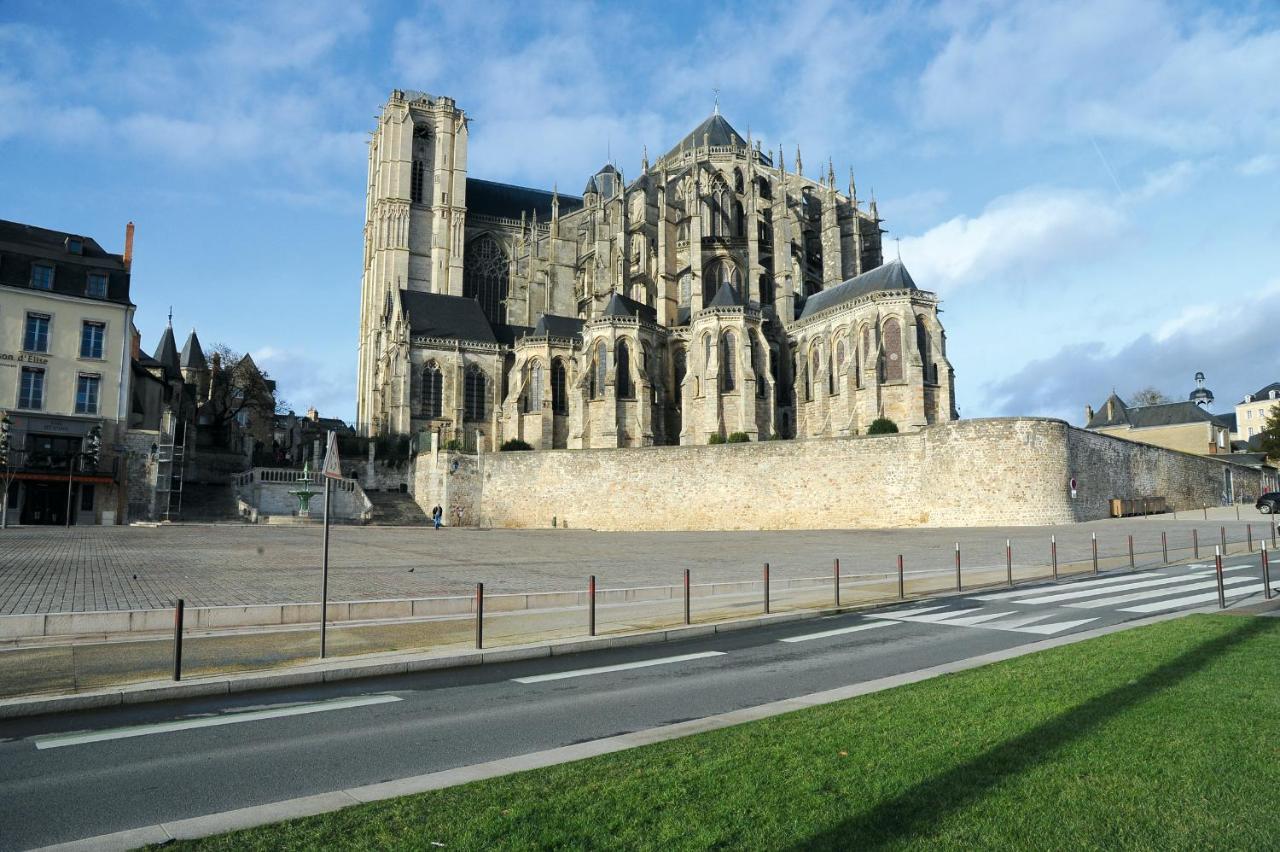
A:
[
  {"left": 1272, "top": 390, "right": 1279, "bottom": 399},
  {"left": 66, "top": 237, "right": 83, "bottom": 255},
  {"left": 30, "top": 264, "right": 53, "bottom": 290},
  {"left": 87, "top": 272, "right": 108, "bottom": 298},
  {"left": 1245, "top": 395, "right": 1254, "bottom": 403}
]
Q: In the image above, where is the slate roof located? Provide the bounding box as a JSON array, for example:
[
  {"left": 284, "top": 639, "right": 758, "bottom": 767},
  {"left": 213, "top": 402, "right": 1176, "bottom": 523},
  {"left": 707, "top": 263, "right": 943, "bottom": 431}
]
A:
[
  {"left": 1243, "top": 382, "right": 1280, "bottom": 402},
  {"left": 798, "top": 260, "right": 918, "bottom": 320},
  {"left": 399, "top": 290, "right": 497, "bottom": 343},
  {"left": 1087, "top": 396, "right": 1232, "bottom": 430},
  {"left": 532, "top": 314, "right": 585, "bottom": 339},
  {"left": 0, "top": 218, "right": 132, "bottom": 305},
  {"left": 465, "top": 178, "right": 582, "bottom": 222},
  {"left": 601, "top": 292, "right": 657, "bottom": 323},
  {"left": 662, "top": 114, "right": 747, "bottom": 162},
  {"left": 707, "top": 281, "right": 744, "bottom": 308},
  {"left": 181, "top": 330, "right": 207, "bottom": 371},
  {"left": 153, "top": 326, "right": 181, "bottom": 381}
]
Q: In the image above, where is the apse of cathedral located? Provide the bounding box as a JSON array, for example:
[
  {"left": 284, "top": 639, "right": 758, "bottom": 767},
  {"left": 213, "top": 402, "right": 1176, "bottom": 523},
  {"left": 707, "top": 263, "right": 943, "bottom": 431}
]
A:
[{"left": 356, "top": 89, "right": 957, "bottom": 449}]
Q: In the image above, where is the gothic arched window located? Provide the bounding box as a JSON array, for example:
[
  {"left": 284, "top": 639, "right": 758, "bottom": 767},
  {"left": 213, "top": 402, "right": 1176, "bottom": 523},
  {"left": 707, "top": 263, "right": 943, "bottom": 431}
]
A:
[
  {"left": 411, "top": 160, "right": 425, "bottom": 204},
  {"left": 702, "top": 333, "right": 712, "bottom": 370},
  {"left": 593, "top": 342, "right": 606, "bottom": 399},
  {"left": 720, "top": 332, "right": 736, "bottom": 392},
  {"left": 759, "top": 275, "right": 774, "bottom": 306},
  {"left": 809, "top": 347, "right": 821, "bottom": 401},
  {"left": 733, "top": 200, "right": 745, "bottom": 238},
  {"left": 422, "top": 361, "right": 442, "bottom": 418},
  {"left": 524, "top": 361, "right": 543, "bottom": 412},
  {"left": 703, "top": 259, "right": 740, "bottom": 304},
  {"left": 752, "top": 334, "right": 767, "bottom": 398},
  {"left": 551, "top": 358, "right": 568, "bottom": 414},
  {"left": 758, "top": 177, "right": 772, "bottom": 200},
  {"left": 616, "top": 341, "right": 633, "bottom": 398},
  {"left": 734, "top": 168, "right": 744, "bottom": 194},
  {"left": 463, "top": 234, "right": 509, "bottom": 325},
  {"left": 916, "top": 316, "right": 936, "bottom": 384},
  {"left": 464, "top": 365, "right": 489, "bottom": 421},
  {"left": 882, "top": 317, "right": 903, "bottom": 382}
]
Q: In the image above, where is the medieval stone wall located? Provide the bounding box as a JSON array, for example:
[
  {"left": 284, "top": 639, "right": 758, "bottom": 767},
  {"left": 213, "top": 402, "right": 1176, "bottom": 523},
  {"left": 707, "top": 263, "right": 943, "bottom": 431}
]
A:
[{"left": 412, "top": 418, "right": 1265, "bottom": 530}]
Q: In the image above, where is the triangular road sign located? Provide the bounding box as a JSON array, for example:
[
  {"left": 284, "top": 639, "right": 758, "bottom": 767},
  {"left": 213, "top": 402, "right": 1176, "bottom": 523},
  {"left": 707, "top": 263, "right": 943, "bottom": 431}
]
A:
[{"left": 322, "top": 430, "right": 343, "bottom": 480}]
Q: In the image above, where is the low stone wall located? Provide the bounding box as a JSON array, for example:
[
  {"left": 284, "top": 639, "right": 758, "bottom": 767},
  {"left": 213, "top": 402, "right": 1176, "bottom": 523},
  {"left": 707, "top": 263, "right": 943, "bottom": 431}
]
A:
[{"left": 412, "top": 418, "right": 1266, "bottom": 530}]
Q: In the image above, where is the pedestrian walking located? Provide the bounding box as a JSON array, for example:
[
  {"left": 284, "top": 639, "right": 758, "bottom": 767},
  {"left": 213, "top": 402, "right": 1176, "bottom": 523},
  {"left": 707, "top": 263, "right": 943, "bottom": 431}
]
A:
[{"left": 431, "top": 505, "right": 442, "bottom": 529}]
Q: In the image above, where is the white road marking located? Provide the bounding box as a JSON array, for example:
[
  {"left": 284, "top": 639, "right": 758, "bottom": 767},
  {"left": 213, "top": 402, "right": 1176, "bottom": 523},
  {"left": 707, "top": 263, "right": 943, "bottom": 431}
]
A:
[
  {"left": 1015, "top": 617, "right": 1099, "bottom": 635},
  {"left": 874, "top": 605, "right": 949, "bottom": 617},
  {"left": 1067, "top": 576, "right": 1255, "bottom": 609},
  {"left": 973, "top": 573, "right": 1159, "bottom": 601},
  {"left": 1014, "top": 573, "right": 1243, "bottom": 605},
  {"left": 512, "top": 651, "right": 726, "bottom": 684},
  {"left": 1120, "top": 583, "right": 1264, "bottom": 613},
  {"left": 33, "top": 694, "right": 403, "bottom": 750},
  {"left": 942, "top": 610, "right": 1019, "bottom": 626},
  {"left": 779, "top": 621, "right": 899, "bottom": 643},
  {"left": 977, "top": 612, "right": 1058, "bottom": 630}
]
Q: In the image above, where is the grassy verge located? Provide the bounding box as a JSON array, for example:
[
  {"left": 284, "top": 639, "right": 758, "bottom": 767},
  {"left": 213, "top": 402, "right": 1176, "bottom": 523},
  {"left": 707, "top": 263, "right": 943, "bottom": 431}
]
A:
[{"left": 166, "top": 614, "right": 1280, "bottom": 851}]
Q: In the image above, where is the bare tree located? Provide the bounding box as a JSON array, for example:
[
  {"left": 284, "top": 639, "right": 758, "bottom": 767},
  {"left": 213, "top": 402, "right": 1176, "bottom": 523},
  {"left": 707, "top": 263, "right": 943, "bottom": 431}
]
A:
[
  {"left": 1130, "top": 387, "right": 1170, "bottom": 406},
  {"left": 204, "top": 343, "right": 282, "bottom": 448}
]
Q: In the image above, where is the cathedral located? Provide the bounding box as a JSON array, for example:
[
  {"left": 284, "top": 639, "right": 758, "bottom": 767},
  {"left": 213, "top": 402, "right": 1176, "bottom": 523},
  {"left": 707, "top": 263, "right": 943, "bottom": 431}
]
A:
[{"left": 356, "top": 89, "right": 957, "bottom": 449}]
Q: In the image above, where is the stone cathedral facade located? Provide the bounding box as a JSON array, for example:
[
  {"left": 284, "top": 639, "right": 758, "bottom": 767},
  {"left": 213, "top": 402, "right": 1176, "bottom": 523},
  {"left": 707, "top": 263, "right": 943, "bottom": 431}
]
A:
[{"left": 356, "top": 89, "right": 957, "bottom": 449}]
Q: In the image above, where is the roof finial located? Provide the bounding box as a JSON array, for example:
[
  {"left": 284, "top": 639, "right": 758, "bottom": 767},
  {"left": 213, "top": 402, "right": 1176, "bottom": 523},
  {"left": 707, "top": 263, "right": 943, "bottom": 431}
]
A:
[
  {"left": 167, "top": 306, "right": 173, "bottom": 328},
  {"left": 713, "top": 87, "right": 720, "bottom": 115},
  {"left": 894, "top": 237, "right": 901, "bottom": 262}
]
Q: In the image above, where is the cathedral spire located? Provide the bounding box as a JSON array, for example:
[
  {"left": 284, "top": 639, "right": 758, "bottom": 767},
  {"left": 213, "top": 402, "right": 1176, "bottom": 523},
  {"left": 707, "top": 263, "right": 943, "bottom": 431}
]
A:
[
  {"left": 795, "top": 145, "right": 803, "bottom": 176},
  {"left": 848, "top": 168, "right": 857, "bottom": 207},
  {"left": 827, "top": 158, "right": 835, "bottom": 189},
  {"left": 642, "top": 144, "right": 649, "bottom": 173},
  {"left": 551, "top": 183, "right": 560, "bottom": 220},
  {"left": 778, "top": 144, "right": 786, "bottom": 176}
]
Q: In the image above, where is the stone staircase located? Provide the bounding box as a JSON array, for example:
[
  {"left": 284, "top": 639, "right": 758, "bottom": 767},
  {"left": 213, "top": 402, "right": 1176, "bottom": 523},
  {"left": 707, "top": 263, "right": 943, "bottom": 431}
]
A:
[
  {"left": 177, "top": 482, "right": 241, "bottom": 523},
  {"left": 365, "top": 490, "right": 431, "bottom": 526}
]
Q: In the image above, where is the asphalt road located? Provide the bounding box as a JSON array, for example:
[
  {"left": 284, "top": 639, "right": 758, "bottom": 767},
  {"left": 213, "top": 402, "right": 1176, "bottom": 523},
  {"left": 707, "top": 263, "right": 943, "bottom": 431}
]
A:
[{"left": 0, "top": 556, "right": 1274, "bottom": 850}]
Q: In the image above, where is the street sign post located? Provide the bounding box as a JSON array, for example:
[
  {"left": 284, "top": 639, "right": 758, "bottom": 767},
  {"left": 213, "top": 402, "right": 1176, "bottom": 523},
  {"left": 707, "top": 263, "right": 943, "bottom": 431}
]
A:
[{"left": 320, "top": 431, "right": 341, "bottom": 658}]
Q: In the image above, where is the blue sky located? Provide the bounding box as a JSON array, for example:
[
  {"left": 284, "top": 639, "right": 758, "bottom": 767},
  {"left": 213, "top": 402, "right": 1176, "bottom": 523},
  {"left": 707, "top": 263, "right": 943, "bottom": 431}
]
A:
[{"left": 2, "top": 0, "right": 1278, "bottom": 423}]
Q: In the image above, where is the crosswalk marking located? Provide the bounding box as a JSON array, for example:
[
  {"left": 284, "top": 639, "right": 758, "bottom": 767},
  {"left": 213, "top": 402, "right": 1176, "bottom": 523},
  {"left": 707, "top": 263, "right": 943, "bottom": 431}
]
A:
[
  {"left": 1120, "top": 583, "right": 1264, "bottom": 613},
  {"left": 973, "top": 573, "right": 1159, "bottom": 601},
  {"left": 1066, "top": 576, "right": 1256, "bottom": 609},
  {"left": 1016, "top": 617, "right": 1100, "bottom": 635},
  {"left": 941, "top": 610, "right": 1018, "bottom": 626},
  {"left": 1014, "top": 573, "right": 1244, "bottom": 605},
  {"left": 779, "top": 621, "right": 899, "bottom": 643},
  {"left": 977, "top": 612, "right": 1057, "bottom": 630}
]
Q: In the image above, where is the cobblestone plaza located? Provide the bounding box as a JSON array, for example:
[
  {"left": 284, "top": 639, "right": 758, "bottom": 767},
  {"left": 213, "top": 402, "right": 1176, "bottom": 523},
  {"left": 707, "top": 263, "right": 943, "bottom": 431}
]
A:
[{"left": 0, "top": 509, "right": 1270, "bottom": 614}]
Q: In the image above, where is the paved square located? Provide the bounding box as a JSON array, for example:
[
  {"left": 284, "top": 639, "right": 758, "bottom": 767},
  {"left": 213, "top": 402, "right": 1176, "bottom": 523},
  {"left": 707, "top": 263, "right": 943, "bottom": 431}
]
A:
[{"left": 0, "top": 509, "right": 1271, "bottom": 614}]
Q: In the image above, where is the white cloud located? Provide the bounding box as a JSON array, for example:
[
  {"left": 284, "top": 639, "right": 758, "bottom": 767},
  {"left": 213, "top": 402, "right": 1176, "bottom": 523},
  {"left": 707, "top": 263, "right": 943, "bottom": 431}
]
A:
[
  {"left": 898, "top": 188, "right": 1125, "bottom": 293},
  {"left": 917, "top": 0, "right": 1280, "bottom": 152},
  {"left": 255, "top": 346, "right": 355, "bottom": 421},
  {"left": 1238, "top": 154, "right": 1277, "bottom": 176}
]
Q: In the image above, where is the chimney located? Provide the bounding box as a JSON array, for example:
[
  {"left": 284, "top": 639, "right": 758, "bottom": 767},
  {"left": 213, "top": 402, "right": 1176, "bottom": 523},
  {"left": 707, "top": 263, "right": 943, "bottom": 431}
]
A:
[
  {"left": 131, "top": 325, "right": 141, "bottom": 360},
  {"left": 1085, "top": 405, "right": 1094, "bottom": 423},
  {"left": 123, "top": 221, "right": 135, "bottom": 271}
]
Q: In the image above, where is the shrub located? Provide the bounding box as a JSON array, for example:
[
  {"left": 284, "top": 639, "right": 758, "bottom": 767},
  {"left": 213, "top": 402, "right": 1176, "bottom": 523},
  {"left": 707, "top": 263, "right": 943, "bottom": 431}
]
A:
[
  {"left": 727, "top": 431, "right": 750, "bottom": 443},
  {"left": 708, "top": 433, "right": 727, "bottom": 445},
  {"left": 500, "top": 438, "right": 535, "bottom": 452},
  {"left": 867, "top": 418, "right": 899, "bottom": 435},
  {"left": 443, "top": 439, "right": 463, "bottom": 451}
]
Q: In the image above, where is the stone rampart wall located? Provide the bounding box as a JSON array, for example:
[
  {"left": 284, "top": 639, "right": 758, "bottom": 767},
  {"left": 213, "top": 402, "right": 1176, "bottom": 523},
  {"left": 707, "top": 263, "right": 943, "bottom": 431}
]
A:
[{"left": 412, "top": 418, "right": 1266, "bottom": 530}]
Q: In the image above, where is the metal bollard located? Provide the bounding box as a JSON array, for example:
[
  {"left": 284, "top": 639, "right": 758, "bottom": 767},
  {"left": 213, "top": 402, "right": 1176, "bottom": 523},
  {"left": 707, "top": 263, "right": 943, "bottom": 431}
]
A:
[
  {"left": 1203, "top": 504, "right": 1208, "bottom": 520},
  {"left": 1091, "top": 533, "right": 1099, "bottom": 575},
  {"left": 1128, "top": 534, "right": 1135, "bottom": 570},
  {"left": 1221, "top": 526, "right": 1227, "bottom": 555},
  {"left": 475, "top": 582, "right": 484, "bottom": 649},
  {"left": 763, "top": 562, "right": 770, "bottom": 614},
  {"left": 172, "top": 598, "right": 185, "bottom": 682},
  {"left": 954, "top": 542, "right": 961, "bottom": 592},
  {"left": 897, "top": 555, "right": 905, "bottom": 599},
  {"left": 1051, "top": 535, "right": 1058, "bottom": 581},
  {"left": 684, "top": 568, "right": 691, "bottom": 625},
  {"left": 588, "top": 575, "right": 596, "bottom": 637},
  {"left": 1006, "top": 539, "right": 1013, "bottom": 587},
  {"left": 834, "top": 558, "right": 841, "bottom": 607},
  {"left": 1248, "top": 524, "right": 1253, "bottom": 553},
  {"left": 1162, "top": 531, "right": 1168, "bottom": 564},
  {"left": 1236, "top": 503, "right": 1241, "bottom": 521},
  {"left": 1263, "top": 544, "right": 1273, "bottom": 601},
  {"left": 1214, "top": 548, "right": 1226, "bottom": 609},
  {"left": 1193, "top": 528, "right": 1200, "bottom": 559},
  {"left": 1273, "top": 518, "right": 1278, "bottom": 549}
]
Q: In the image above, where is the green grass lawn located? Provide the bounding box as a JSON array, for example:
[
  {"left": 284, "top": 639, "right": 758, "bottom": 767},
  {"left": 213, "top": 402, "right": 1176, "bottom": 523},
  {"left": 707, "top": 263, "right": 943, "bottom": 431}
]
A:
[{"left": 167, "top": 614, "right": 1280, "bottom": 851}]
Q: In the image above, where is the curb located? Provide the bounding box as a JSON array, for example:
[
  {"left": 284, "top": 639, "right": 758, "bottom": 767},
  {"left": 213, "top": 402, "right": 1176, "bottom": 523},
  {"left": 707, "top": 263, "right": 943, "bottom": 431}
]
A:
[{"left": 32, "top": 607, "right": 1200, "bottom": 852}]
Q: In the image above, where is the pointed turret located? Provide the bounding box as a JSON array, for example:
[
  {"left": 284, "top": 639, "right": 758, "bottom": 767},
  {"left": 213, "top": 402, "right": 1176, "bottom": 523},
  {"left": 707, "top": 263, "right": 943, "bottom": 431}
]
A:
[
  {"left": 180, "top": 329, "right": 207, "bottom": 371},
  {"left": 153, "top": 321, "right": 181, "bottom": 383}
]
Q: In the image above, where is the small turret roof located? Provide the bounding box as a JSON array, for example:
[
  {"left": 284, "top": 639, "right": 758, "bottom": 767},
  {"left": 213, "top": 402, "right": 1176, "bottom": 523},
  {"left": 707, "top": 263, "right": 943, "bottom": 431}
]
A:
[
  {"left": 181, "top": 329, "right": 207, "bottom": 371},
  {"left": 798, "top": 260, "right": 918, "bottom": 320},
  {"left": 601, "top": 291, "right": 657, "bottom": 323},
  {"left": 707, "top": 281, "right": 744, "bottom": 308},
  {"left": 153, "top": 325, "right": 181, "bottom": 381}
]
